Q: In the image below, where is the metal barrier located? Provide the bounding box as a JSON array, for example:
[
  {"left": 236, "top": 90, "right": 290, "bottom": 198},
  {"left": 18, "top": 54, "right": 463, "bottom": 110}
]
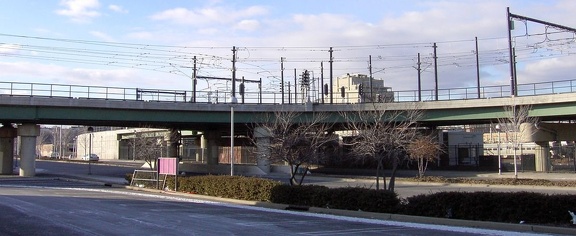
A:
[
  {"left": 1, "top": 78, "right": 576, "bottom": 104},
  {"left": 129, "top": 170, "right": 165, "bottom": 189}
]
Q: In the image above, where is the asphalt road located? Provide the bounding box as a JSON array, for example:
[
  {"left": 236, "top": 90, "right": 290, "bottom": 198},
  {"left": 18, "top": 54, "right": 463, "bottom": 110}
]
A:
[{"left": 0, "top": 178, "right": 536, "bottom": 236}]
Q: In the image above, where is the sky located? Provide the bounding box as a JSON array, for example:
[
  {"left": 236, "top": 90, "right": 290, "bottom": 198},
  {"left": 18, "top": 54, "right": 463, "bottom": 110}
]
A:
[{"left": 1, "top": 0, "right": 576, "bottom": 101}]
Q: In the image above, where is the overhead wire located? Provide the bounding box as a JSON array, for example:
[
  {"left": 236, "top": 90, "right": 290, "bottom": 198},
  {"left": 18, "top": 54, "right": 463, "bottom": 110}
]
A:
[{"left": 1, "top": 30, "right": 576, "bottom": 86}]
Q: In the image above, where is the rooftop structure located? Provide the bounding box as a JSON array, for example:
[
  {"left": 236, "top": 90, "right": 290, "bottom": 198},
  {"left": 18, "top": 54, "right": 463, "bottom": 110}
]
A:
[{"left": 332, "top": 73, "right": 394, "bottom": 103}]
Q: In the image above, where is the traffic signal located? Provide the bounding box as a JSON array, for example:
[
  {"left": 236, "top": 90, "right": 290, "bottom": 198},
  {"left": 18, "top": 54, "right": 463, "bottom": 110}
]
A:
[
  {"left": 239, "top": 83, "right": 245, "bottom": 96},
  {"left": 324, "top": 84, "right": 329, "bottom": 96},
  {"left": 301, "top": 70, "right": 310, "bottom": 86},
  {"left": 340, "top": 86, "right": 345, "bottom": 98},
  {"left": 358, "top": 84, "right": 364, "bottom": 95}
]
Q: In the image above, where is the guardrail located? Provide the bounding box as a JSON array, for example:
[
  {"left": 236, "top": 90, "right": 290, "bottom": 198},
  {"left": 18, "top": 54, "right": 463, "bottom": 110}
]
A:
[{"left": 1, "top": 78, "right": 575, "bottom": 104}]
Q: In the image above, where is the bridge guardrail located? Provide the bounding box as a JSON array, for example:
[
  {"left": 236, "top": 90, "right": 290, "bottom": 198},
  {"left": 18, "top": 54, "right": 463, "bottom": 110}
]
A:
[{"left": 1, "top": 78, "right": 575, "bottom": 104}]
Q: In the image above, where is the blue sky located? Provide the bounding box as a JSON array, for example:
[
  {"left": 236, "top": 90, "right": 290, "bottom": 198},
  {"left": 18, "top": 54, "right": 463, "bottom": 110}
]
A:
[{"left": 1, "top": 0, "right": 576, "bottom": 97}]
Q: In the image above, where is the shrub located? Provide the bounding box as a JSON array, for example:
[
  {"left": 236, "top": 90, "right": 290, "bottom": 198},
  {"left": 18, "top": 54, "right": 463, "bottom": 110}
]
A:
[
  {"left": 165, "top": 175, "right": 282, "bottom": 201},
  {"left": 402, "top": 191, "right": 576, "bottom": 224},
  {"left": 327, "top": 187, "right": 399, "bottom": 213},
  {"left": 269, "top": 185, "right": 330, "bottom": 207},
  {"left": 270, "top": 185, "right": 400, "bottom": 213}
]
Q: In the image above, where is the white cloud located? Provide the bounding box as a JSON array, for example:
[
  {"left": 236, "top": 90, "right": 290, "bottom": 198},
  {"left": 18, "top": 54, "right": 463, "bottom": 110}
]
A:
[
  {"left": 520, "top": 57, "right": 576, "bottom": 84},
  {"left": 0, "top": 44, "right": 21, "bottom": 54},
  {"left": 90, "top": 31, "right": 115, "bottom": 42},
  {"left": 65, "top": 68, "right": 135, "bottom": 84},
  {"left": 126, "top": 31, "right": 155, "bottom": 40},
  {"left": 150, "top": 5, "right": 268, "bottom": 26},
  {"left": 108, "top": 4, "right": 128, "bottom": 13},
  {"left": 0, "top": 61, "right": 65, "bottom": 78},
  {"left": 0, "top": 61, "right": 144, "bottom": 87},
  {"left": 56, "top": 0, "right": 101, "bottom": 23},
  {"left": 235, "top": 20, "right": 260, "bottom": 31}
]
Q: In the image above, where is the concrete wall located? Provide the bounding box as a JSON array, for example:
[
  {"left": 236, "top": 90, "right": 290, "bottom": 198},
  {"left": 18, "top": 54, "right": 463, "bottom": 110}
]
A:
[
  {"left": 441, "top": 131, "right": 484, "bottom": 166},
  {"left": 76, "top": 131, "right": 120, "bottom": 160}
]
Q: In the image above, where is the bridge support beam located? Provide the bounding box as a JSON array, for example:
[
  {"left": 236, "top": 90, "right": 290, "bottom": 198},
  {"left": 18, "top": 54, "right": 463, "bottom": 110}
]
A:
[
  {"left": 520, "top": 122, "right": 576, "bottom": 172},
  {"left": 198, "top": 134, "right": 206, "bottom": 162},
  {"left": 203, "top": 131, "right": 219, "bottom": 173},
  {"left": 534, "top": 141, "right": 550, "bottom": 172},
  {"left": 166, "top": 128, "right": 180, "bottom": 158},
  {"left": 17, "top": 124, "right": 40, "bottom": 177},
  {"left": 254, "top": 127, "right": 271, "bottom": 174},
  {"left": 0, "top": 125, "right": 17, "bottom": 175}
]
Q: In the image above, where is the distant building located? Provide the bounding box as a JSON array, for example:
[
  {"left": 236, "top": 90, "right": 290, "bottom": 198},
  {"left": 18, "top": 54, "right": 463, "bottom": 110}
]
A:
[
  {"left": 331, "top": 73, "right": 394, "bottom": 104},
  {"left": 439, "top": 131, "right": 484, "bottom": 166}
]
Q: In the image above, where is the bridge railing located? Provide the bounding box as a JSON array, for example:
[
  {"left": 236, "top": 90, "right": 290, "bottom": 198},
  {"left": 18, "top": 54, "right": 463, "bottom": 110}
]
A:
[
  {"left": 0, "top": 82, "right": 139, "bottom": 100},
  {"left": 1, "top": 78, "right": 575, "bottom": 104}
]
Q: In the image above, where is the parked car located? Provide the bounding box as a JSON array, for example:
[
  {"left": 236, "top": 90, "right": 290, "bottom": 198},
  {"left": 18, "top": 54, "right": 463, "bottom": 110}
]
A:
[
  {"left": 50, "top": 152, "right": 60, "bottom": 159},
  {"left": 81, "top": 154, "right": 99, "bottom": 161}
]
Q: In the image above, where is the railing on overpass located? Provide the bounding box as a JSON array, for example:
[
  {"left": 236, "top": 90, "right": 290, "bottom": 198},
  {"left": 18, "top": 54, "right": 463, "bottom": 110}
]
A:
[{"left": 0, "top": 78, "right": 575, "bottom": 104}]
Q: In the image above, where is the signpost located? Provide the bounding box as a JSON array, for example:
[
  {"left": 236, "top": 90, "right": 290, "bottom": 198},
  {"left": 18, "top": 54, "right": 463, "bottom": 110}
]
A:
[{"left": 158, "top": 157, "right": 178, "bottom": 191}]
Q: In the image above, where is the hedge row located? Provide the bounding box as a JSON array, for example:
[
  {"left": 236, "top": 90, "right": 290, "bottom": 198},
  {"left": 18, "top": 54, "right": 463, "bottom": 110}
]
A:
[
  {"left": 143, "top": 175, "right": 576, "bottom": 226},
  {"left": 269, "top": 185, "right": 399, "bottom": 213},
  {"left": 403, "top": 191, "right": 576, "bottom": 225},
  {"left": 166, "top": 175, "right": 282, "bottom": 201}
]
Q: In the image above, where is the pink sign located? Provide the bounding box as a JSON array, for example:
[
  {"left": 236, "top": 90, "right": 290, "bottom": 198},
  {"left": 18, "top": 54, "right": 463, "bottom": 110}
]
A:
[{"left": 158, "top": 157, "right": 177, "bottom": 175}]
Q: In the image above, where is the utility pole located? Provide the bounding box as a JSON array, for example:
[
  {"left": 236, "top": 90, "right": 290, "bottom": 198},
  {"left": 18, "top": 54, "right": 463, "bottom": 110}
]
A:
[
  {"left": 294, "top": 68, "right": 297, "bottom": 104},
  {"left": 320, "top": 61, "right": 324, "bottom": 104},
  {"left": 280, "top": 57, "right": 284, "bottom": 104},
  {"left": 475, "top": 37, "right": 481, "bottom": 99},
  {"left": 507, "top": 7, "right": 516, "bottom": 96},
  {"left": 417, "top": 53, "right": 422, "bottom": 101},
  {"left": 329, "top": 47, "right": 333, "bottom": 104},
  {"left": 433, "top": 43, "right": 438, "bottom": 101},
  {"left": 288, "top": 81, "right": 291, "bottom": 104},
  {"left": 231, "top": 46, "right": 237, "bottom": 101},
  {"left": 506, "top": 7, "right": 576, "bottom": 96},
  {"left": 513, "top": 47, "right": 518, "bottom": 96},
  {"left": 192, "top": 56, "right": 197, "bottom": 103},
  {"left": 368, "top": 55, "right": 373, "bottom": 103}
]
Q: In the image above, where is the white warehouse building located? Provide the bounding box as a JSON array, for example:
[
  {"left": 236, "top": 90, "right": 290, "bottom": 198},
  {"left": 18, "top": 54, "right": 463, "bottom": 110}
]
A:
[{"left": 331, "top": 73, "right": 394, "bottom": 104}]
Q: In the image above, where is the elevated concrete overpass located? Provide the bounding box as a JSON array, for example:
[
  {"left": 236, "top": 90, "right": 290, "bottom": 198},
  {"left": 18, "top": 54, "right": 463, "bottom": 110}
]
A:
[
  {"left": 1, "top": 93, "right": 575, "bottom": 128},
  {"left": 1, "top": 81, "right": 576, "bottom": 177}
]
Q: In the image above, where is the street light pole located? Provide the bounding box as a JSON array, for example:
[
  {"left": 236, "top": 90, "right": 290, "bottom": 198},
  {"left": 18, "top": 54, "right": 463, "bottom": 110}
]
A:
[
  {"left": 133, "top": 130, "right": 137, "bottom": 161},
  {"left": 230, "top": 46, "right": 237, "bottom": 176},
  {"left": 87, "top": 126, "right": 94, "bottom": 175},
  {"left": 495, "top": 124, "right": 502, "bottom": 175},
  {"left": 230, "top": 103, "right": 235, "bottom": 176}
]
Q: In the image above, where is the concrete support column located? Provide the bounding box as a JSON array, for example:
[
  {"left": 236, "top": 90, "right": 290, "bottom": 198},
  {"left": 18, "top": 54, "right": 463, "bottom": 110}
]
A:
[
  {"left": 534, "top": 141, "right": 550, "bottom": 172},
  {"left": 254, "top": 127, "right": 271, "bottom": 174},
  {"left": 203, "top": 131, "right": 219, "bottom": 166},
  {"left": 0, "top": 125, "right": 17, "bottom": 174},
  {"left": 17, "top": 124, "right": 40, "bottom": 177},
  {"left": 166, "top": 128, "right": 180, "bottom": 158},
  {"left": 198, "top": 134, "right": 206, "bottom": 162}
]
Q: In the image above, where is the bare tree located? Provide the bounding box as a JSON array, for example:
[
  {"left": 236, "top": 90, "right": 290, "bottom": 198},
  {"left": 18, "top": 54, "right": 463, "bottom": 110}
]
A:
[
  {"left": 132, "top": 128, "right": 166, "bottom": 170},
  {"left": 36, "top": 127, "right": 52, "bottom": 158},
  {"left": 76, "top": 131, "right": 89, "bottom": 158},
  {"left": 497, "top": 101, "right": 539, "bottom": 178},
  {"left": 60, "top": 127, "right": 77, "bottom": 158},
  {"left": 342, "top": 104, "right": 423, "bottom": 191},
  {"left": 254, "top": 109, "right": 335, "bottom": 185},
  {"left": 407, "top": 134, "right": 443, "bottom": 178}
]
